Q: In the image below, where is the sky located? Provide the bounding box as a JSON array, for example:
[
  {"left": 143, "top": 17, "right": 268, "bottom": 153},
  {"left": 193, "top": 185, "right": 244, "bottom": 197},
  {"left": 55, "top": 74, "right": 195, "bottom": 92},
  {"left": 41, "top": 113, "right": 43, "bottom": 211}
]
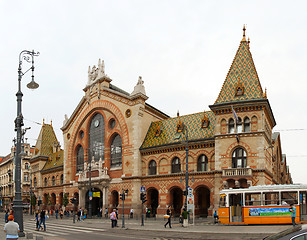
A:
[{"left": 0, "top": 0, "right": 306, "bottom": 183}]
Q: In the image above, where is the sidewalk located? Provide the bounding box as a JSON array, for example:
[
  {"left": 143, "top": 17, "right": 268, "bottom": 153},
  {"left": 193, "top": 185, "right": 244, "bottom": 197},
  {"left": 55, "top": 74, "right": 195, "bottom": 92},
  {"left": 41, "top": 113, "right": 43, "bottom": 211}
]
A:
[{"left": 0, "top": 213, "right": 295, "bottom": 239}]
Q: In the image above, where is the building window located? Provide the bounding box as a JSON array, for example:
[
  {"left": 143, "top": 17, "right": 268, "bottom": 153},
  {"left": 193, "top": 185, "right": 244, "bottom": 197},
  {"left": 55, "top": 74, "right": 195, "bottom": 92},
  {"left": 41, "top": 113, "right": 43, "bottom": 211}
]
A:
[
  {"left": 111, "top": 134, "right": 122, "bottom": 168},
  {"left": 232, "top": 148, "right": 247, "bottom": 168},
  {"left": 171, "top": 157, "right": 181, "bottom": 173},
  {"left": 237, "top": 117, "right": 242, "bottom": 133},
  {"left": 24, "top": 174, "right": 29, "bottom": 182},
  {"left": 44, "top": 177, "right": 47, "bottom": 187},
  {"left": 148, "top": 160, "right": 157, "bottom": 175},
  {"left": 244, "top": 117, "right": 250, "bottom": 132},
  {"left": 25, "top": 163, "right": 29, "bottom": 170},
  {"left": 52, "top": 176, "right": 55, "bottom": 186},
  {"left": 34, "top": 177, "right": 37, "bottom": 188},
  {"left": 229, "top": 118, "right": 235, "bottom": 133},
  {"left": 76, "top": 145, "right": 84, "bottom": 172},
  {"left": 60, "top": 174, "right": 63, "bottom": 185},
  {"left": 89, "top": 114, "right": 105, "bottom": 162},
  {"left": 197, "top": 155, "right": 208, "bottom": 172}
]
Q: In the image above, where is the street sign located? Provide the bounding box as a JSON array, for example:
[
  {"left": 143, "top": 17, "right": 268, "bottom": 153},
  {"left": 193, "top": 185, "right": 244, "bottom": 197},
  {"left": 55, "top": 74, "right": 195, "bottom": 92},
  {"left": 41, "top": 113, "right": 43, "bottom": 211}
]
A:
[
  {"left": 188, "top": 187, "right": 193, "bottom": 196},
  {"left": 89, "top": 196, "right": 93, "bottom": 200},
  {"left": 141, "top": 186, "right": 145, "bottom": 193},
  {"left": 89, "top": 191, "right": 93, "bottom": 197},
  {"left": 93, "top": 192, "right": 100, "bottom": 197}
]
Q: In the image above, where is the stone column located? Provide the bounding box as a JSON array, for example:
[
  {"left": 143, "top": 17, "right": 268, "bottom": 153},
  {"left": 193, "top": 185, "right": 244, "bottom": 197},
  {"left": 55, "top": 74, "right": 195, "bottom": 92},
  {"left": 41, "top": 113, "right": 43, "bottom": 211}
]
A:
[{"left": 79, "top": 188, "right": 86, "bottom": 209}]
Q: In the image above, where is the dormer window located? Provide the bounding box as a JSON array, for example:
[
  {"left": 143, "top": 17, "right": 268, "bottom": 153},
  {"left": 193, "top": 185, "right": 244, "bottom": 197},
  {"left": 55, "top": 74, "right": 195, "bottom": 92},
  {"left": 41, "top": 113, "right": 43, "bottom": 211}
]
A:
[{"left": 235, "top": 80, "right": 244, "bottom": 96}]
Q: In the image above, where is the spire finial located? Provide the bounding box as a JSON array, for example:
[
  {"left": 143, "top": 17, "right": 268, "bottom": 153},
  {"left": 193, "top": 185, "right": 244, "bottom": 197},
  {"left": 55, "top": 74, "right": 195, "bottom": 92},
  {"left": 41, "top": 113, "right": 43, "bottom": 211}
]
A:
[
  {"left": 177, "top": 110, "right": 180, "bottom": 117},
  {"left": 242, "top": 24, "right": 246, "bottom": 42}
]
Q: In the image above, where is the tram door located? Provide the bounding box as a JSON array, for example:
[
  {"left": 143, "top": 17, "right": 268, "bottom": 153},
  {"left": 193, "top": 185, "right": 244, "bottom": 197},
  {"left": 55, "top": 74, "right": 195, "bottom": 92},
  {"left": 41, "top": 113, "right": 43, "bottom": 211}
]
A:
[
  {"left": 229, "top": 193, "right": 243, "bottom": 223},
  {"left": 300, "top": 191, "right": 307, "bottom": 221}
]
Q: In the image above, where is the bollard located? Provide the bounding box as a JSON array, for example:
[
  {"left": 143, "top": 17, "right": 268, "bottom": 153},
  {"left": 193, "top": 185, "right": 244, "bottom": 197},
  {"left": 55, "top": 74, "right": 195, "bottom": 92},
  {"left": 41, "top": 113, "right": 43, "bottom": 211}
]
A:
[{"left": 26, "top": 232, "right": 33, "bottom": 239}]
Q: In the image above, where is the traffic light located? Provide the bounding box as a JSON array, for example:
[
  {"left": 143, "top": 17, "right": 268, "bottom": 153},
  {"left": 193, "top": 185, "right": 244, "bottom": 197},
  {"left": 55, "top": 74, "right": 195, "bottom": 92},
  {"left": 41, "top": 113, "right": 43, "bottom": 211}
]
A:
[
  {"left": 70, "top": 197, "right": 77, "bottom": 204},
  {"left": 120, "top": 193, "right": 125, "bottom": 201},
  {"left": 140, "top": 192, "right": 147, "bottom": 204}
]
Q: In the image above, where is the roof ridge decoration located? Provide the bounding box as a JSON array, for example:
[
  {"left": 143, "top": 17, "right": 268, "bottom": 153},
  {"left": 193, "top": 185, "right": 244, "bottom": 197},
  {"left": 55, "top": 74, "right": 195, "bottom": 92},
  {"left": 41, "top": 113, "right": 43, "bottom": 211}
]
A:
[{"left": 214, "top": 26, "right": 264, "bottom": 105}]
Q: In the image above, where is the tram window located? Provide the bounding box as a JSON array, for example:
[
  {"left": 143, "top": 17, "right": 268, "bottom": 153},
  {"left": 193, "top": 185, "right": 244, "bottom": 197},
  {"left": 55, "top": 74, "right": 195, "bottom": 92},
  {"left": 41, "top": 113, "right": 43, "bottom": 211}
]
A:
[
  {"left": 219, "top": 195, "right": 226, "bottom": 207},
  {"left": 264, "top": 192, "right": 280, "bottom": 205},
  {"left": 281, "top": 191, "right": 298, "bottom": 205},
  {"left": 245, "top": 192, "right": 261, "bottom": 206}
]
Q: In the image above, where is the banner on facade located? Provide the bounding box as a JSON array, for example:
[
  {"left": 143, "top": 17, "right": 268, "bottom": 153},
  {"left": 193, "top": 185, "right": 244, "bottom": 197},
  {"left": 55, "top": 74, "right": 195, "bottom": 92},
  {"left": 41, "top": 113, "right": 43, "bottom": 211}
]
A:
[{"left": 93, "top": 192, "right": 100, "bottom": 198}]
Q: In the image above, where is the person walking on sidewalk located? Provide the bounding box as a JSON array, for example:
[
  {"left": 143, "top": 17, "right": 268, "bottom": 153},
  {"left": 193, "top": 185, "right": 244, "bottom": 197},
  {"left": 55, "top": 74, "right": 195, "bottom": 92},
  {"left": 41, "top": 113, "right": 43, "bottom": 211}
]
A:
[
  {"left": 4, "top": 215, "right": 19, "bottom": 240},
  {"left": 289, "top": 203, "right": 297, "bottom": 226},
  {"left": 4, "top": 210, "right": 9, "bottom": 223},
  {"left": 110, "top": 209, "right": 117, "bottom": 228},
  {"left": 37, "top": 210, "right": 46, "bottom": 231},
  {"left": 55, "top": 208, "right": 59, "bottom": 219},
  {"left": 164, "top": 206, "right": 172, "bottom": 228},
  {"left": 181, "top": 208, "right": 189, "bottom": 227}
]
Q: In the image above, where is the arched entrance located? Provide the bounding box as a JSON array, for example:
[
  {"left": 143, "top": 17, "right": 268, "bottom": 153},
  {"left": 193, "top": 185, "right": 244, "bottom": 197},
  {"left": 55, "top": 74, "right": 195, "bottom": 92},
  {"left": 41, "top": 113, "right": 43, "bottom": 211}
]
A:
[
  {"left": 170, "top": 187, "right": 183, "bottom": 217},
  {"left": 51, "top": 193, "right": 56, "bottom": 210},
  {"left": 85, "top": 188, "right": 102, "bottom": 216},
  {"left": 148, "top": 188, "right": 159, "bottom": 217},
  {"left": 195, "top": 186, "right": 210, "bottom": 217},
  {"left": 111, "top": 191, "right": 119, "bottom": 208}
]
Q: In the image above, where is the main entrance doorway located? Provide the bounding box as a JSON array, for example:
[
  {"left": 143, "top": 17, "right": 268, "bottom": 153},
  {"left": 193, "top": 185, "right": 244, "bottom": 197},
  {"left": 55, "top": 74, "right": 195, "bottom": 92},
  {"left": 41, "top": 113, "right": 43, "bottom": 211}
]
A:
[
  {"left": 85, "top": 188, "right": 102, "bottom": 216},
  {"left": 170, "top": 187, "right": 183, "bottom": 217},
  {"left": 148, "top": 188, "right": 159, "bottom": 217}
]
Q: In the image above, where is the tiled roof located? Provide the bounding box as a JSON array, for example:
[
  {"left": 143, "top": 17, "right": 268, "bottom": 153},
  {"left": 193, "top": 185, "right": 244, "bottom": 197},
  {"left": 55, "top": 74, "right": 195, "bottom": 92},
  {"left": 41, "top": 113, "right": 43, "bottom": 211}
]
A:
[
  {"left": 140, "top": 111, "right": 215, "bottom": 150},
  {"left": 34, "top": 124, "right": 59, "bottom": 157},
  {"left": 215, "top": 35, "right": 264, "bottom": 105},
  {"left": 42, "top": 149, "right": 64, "bottom": 171}
]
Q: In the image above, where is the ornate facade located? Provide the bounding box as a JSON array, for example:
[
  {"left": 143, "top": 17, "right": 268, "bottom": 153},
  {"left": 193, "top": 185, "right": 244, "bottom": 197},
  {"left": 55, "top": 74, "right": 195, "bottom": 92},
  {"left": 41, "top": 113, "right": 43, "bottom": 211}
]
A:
[{"left": 9, "top": 27, "right": 292, "bottom": 217}]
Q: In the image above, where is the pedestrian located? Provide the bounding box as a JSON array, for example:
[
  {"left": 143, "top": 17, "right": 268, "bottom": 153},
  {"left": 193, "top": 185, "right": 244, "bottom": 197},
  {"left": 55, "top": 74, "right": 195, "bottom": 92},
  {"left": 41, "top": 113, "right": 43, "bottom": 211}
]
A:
[
  {"left": 5, "top": 210, "right": 9, "bottom": 223},
  {"left": 181, "top": 208, "right": 189, "bottom": 227},
  {"left": 130, "top": 208, "right": 133, "bottom": 219},
  {"left": 289, "top": 203, "right": 297, "bottom": 226},
  {"left": 115, "top": 209, "right": 119, "bottom": 227},
  {"left": 60, "top": 210, "right": 63, "bottom": 219},
  {"left": 84, "top": 208, "right": 88, "bottom": 219},
  {"left": 110, "top": 209, "right": 117, "bottom": 228},
  {"left": 105, "top": 208, "right": 108, "bottom": 219},
  {"left": 35, "top": 210, "right": 40, "bottom": 230},
  {"left": 55, "top": 209, "right": 59, "bottom": 219},
  {"left": 36, "top": 209, "right": 46, "bottom": 231},
  {"left": 164, "top": 206, "right": 172, "bottom": 228},
  {"left": 213, "top": 210, "right": 219, "bottom": 224},
  {"left": 99, "top": 208, "right": 103, "bottom": 218},
  {"left": 77, "top": 209, "right": 81, "bottom": 221},
  {"left": 4, "top": 215, "right": 19, "bottom": 240}
]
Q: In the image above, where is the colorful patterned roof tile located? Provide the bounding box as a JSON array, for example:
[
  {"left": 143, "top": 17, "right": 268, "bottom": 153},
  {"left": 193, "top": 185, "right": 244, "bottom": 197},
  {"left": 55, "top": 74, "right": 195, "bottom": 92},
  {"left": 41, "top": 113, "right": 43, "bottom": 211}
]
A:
[
  {"left": 140, "top": 111, "right": 215, "bottom": 149},
  {"left": 34, "top": 123, "right": 59, "bottom": 157},
  {"left": 215, "top": 30, "right": 264, "bottom": 105},
  {"left": 42, "top": 149, "right": 64, "bottom": 171}
]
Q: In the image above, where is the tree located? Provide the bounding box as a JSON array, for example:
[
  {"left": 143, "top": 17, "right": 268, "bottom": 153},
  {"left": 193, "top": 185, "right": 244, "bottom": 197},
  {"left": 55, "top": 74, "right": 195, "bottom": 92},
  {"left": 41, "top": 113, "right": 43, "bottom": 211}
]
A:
[
  {"left": 30, "top": 194, "right": 37, "bottom": 208},
  {"left": 63, "top": 193, "right": 69, "bottom": 207}
]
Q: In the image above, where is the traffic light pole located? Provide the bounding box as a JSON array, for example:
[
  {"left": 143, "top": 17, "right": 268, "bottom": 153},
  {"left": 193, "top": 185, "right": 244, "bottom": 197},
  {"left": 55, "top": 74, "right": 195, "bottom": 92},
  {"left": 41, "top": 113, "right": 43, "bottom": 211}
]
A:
[
  {"left": 141, "top": 200, "right": 144, "bottom": 226},
  {"left": 122, "top": 190, "right": 125, "bottom": 228}
]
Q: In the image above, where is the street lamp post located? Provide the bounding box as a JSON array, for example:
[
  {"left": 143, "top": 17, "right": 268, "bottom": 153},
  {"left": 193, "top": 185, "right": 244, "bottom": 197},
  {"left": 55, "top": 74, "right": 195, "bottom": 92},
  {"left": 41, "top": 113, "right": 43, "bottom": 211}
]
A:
[
  {"left": 14, "top": 50, "right": 39, "bottom": 237},
  {"left": 88, "top": 151, "right": 92, "bottom": 219},
  {"left": 183, "top": 124, "right": 189, "bottom": 210}
]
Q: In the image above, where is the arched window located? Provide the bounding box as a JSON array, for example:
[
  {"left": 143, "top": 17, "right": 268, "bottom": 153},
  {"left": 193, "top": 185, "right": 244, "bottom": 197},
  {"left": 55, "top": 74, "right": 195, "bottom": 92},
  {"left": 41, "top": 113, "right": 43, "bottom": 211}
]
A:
[
  {"left": 244, "top": 117, "right": 250, "bottom": 132},
  {"left": 52, "top": 176, "right": 55, "bottom": 186},
  {"left": 76, "top": 145, "right": 84, "bottom": 172},
  {"left": 60, "top": 174, "right": 63, "bottom": 185},
  {"left": 171, "top": 157, "right": 181, "bottom": 173},
  {"left": 232, "top": 148, "right": 247, "bottom": 168},
  {"left": 110, "top": 134, "right": 122, "bottom": 168},
  {"left": 237, "top": 117, "right": 242, "bottom": 133},
  {"left": 34, "top": 177, "right": 37, "bottom": 188},
  {"left": 197, "top": 155, "right": 208, "bottom": 172},
  {"left": 25, "top": 163, "right": 29, "bottom": 170},
  {"left": 148, "top": 160, "right": 157, "bottom": 175},
  {"left": 89, "top": 114, "right": 105, "bottom": 162},
  {"left": 44, "top": 177, "right": 47, "bottom": 187},
  {"left": 229, "top": 118, "right": 235, "bottom": 133}
]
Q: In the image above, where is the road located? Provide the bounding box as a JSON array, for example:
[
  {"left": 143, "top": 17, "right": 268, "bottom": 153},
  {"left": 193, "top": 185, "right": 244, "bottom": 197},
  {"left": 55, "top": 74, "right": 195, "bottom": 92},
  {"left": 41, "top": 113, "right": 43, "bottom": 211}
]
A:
[{"left": 0, "top": 213, "right": 292, "bottom": 240}]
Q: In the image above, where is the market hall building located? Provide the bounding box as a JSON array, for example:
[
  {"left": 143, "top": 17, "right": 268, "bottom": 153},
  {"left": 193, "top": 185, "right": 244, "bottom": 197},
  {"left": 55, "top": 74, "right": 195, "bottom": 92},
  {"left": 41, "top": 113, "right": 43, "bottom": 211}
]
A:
[{"left": 30, "top": 27, "right": 292, "bottom": 217}]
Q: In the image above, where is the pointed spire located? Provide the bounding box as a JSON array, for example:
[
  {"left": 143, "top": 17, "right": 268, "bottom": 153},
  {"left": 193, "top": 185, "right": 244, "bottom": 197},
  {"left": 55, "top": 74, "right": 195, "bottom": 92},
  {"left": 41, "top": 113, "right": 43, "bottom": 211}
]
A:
[
  {"left": 51, "top": 120, "right": 53, "bottom": 126},
  {"left": 242, "top": 24, "right": 246, "bottom": 42},
  {"left": 177, "top": 110, "right": 180, "bottom": 117},
  {"left": 263, "top": 88, "right": 267, "bottom": 98},
  {"left": 43, "top": 118, "right": 45, "bottom": 126}
]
